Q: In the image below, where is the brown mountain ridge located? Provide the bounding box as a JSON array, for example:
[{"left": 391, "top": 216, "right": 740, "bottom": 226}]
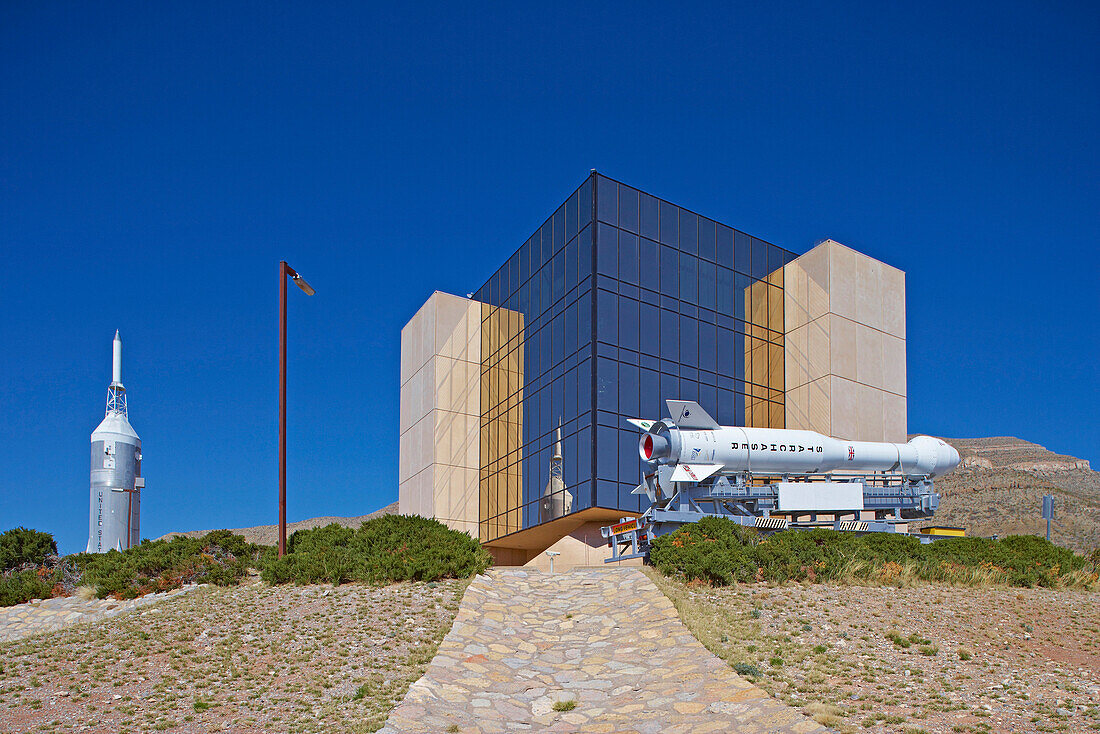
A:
[{"left": 927, "top": 437, "right": 1099, "bottom": 553}]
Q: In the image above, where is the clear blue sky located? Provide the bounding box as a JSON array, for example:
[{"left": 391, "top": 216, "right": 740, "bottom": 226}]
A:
[{"left": 2, "top": 2, "right": 1097, "bottom": 554}]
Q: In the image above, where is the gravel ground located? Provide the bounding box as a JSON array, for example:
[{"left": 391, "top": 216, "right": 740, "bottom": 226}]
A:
[
  {"left": 649, "top": 571, "right": 1100, "bottom": 733},
  {"left": 0, "top": 577, "right": 466, "bottom": 734}
]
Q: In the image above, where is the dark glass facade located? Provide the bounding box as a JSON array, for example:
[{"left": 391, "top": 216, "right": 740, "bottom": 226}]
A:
[{"left": 474, "top": 173, "right": 795, "bottom": 543}]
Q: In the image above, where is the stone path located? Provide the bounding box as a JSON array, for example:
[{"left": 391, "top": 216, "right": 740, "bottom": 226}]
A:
[
  {"left": 379, "top": 568, "right": 823, "bottom": 733},
  {"left": 0, "top": 585, "right": 201, "bottom": 642}
]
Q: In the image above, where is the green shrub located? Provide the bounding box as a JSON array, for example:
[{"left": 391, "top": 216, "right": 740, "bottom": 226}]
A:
[
  {"left": 0, "top": 528, "right": 58, "bottom": 571},
  {"left": 260, "top": 515, "right": 491, "bottom": 587},
  {"left": 733, "top": 662, "right": 762, "bottom": 677},
  {"left": 0, "top": 569, "right": 58, "bottom": 606},
  {"left": 649, "top": 517, "right": 759, "bottom": 584},
  {"left": 71, "top": 530, "right": 259, "bottom": 599},
  {"left": 649, "top": 519, "right": 1093, "bottom": 589}
]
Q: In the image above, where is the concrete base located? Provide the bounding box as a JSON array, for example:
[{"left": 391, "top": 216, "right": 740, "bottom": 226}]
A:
[{"left": 518, "top": 522, "right": 643, "bottom": 572}]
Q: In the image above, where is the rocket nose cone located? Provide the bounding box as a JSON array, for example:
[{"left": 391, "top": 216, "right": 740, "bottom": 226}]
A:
[{"left": 942, "top": 444, "right": 961, "bottom": 475}]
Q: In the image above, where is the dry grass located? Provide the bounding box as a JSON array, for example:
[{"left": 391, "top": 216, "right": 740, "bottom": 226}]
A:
[
  {"left": 807, "top": 701, "right": 845, "bottom": 726},
  {"left": 73, "top": 585, "right": 97, "bottom": 602},
  {"left": 648, "top": 568, "right": 1100, "bottom": 734},
  {"left": 0, "top": 578, "right": 468, "bottom": 733}
]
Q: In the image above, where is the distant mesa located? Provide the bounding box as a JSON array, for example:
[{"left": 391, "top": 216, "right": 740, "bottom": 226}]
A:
[
  {"left": 935, "top": 436, "right": 1091, "bottom": 474},
  {"left": 925, "top": 437, "right": 1099, "bottom": 554}
]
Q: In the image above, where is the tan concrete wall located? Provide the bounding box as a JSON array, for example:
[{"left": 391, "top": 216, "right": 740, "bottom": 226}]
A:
[
  {"left": 399, "top": 292, "right": 482, "bottom": 537},
  {"left": 783, "top": 240, "right": 907, "bottom": 443}
]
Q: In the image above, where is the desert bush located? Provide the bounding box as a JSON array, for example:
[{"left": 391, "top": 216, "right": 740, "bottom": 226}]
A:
[
  {"left": 649, "top": 517, "right": 759, "bottom": 584},
  {"left": 260, "top": 515, "right": 492, "bottom": 586},
  {"left": 0, "top": 569, "right": 58, "bottom": 606},
  {"left": 70, "top": 530, "right": 260, "bottom": 599},
  {"left": 0, "top": 527, "right": 58, "bottom": 571},
  {"left": 649, "top": 518, "right": 1094, "bottom": 588}
]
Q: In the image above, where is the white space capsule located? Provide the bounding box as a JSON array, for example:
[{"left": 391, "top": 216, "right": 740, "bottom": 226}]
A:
[
  {"left": 86, "top": 331, "right": 143, "bottom": 553},
  {"left": 632, "top": 400, "right": 960, "bottom": 484}
]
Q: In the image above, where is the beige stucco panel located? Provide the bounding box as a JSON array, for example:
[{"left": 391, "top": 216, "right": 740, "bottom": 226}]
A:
[
  {"left": 398, "top": 291, "right": 483, "bottom": 526},
  {"left": 797, "top": 243, "right": 831, "bottom": 323},
  {"left": 399, "top": 359, "right": 434, "bottom": 436},
  {"left": 882, "top": 333, "right": 907, "bottom": 397},
  {"left": 783, "top": 240, "right": 907, "bottom": 443},
  {"left": 855, "top": 322, "right": 885, "bottom": 391},
  {"left": 785, "top": 323, "right": 808, "bottom": 390},
  {"left": 883, "top": 392, "right": 908, "bottom": 443},
  {"left": 855, "top": 381, "right": 886, "bottom": 442},
  {"left": 398, "top": 466, "right": 431, "bottom": 520},
  {"left": 783, "top": 260, "right": 809, "bottom": 332},
  {"left": 432, "top": 410, "right": 480, "bottom": 472},
  {"left": 881, "top": 265, "right": 906, "bottom": 339},
  {"left": 830, "top": 314, "right": 858, "bottom": 383},
  {"left": 830, "top": 375, "right": 858, "bottom": 440},
  {"left": 432, "top": 292, "right": 480, "bottom": 361},
  {"left": 399, "top": 413, "right": 435, "bottom": 484},
  {"left": 806, "top": 376, "right": 831, "bottom": 435},
  {"left": 826, "top": 242, "right": 858, "bottom": 324},
  {"left": 785, "top": 379, "right": 830, "bottom": 436},
  {"left": 433, "top": 465, "right": 480, "bottom": 532},
  {"left": 432, "top": 354, "right": 480, "bottom": 417},
  {"left": 806, "top": 316, "right": 830, "bottom": 383},
  {"left": 399, "top": 298, "right": 434, "bottom": 387},
  {"left": 784, "top": 384, "right": 807, "bottom": 433},
  {"left": 784, "top": 317, "right": 831, "bottom": 393},
  {"left": 854, "top": 254, "right": 884, "bottom": 332}
]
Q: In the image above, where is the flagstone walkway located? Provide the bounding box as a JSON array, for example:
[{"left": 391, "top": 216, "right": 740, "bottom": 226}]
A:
[{"left": 379, "top": 567, "right": 823, "bottom": 733}]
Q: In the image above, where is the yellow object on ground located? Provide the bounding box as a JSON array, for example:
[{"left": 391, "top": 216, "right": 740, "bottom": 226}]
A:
[{"left": 920, "top": 526, "right": 966, "bottom": 537}]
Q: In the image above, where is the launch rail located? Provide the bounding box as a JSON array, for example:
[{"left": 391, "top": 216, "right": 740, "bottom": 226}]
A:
[{"left": 602, "top": 469, "right": 939, "bottom": 562}]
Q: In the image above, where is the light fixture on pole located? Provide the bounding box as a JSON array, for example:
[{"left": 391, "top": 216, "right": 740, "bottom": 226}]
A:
[{"left": 279, "top": 261, "right": 314, "bottom": 558}]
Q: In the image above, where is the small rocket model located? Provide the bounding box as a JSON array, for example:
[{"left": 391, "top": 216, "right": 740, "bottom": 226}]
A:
[
  {"left": 86, "top": 331, "right": 143, "bottom": 553},
  {"left": 539, "top": 420, "right": 573, "bottom": 523}
]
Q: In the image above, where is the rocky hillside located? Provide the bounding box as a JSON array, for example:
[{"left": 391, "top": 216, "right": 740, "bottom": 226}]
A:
[
  {"left": 925, "top": 437, "right": 1100, "bottom": 553},
  {"left": 156, "top": 501, "right": 399, "bottom": 546}
]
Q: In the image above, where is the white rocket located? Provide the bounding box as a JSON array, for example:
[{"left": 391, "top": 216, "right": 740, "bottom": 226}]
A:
[
  {"left": 86, "top": 331, "right": 143, "bottom": 553},
  {"left": 630, "top": 400, "right": 959, "bottom": 490}
]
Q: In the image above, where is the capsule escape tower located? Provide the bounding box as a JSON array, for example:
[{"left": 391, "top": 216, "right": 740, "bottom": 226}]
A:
[{"left": 86, "top": 331, "right": 144, "bottom": 553}]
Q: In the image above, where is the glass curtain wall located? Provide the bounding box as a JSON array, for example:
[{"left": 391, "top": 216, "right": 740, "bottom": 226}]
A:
[
  {"left": 591, "top": 174, "right": 794, "bottom": 514},
  {"left": 475, "top": 177, "right": 595, "bottom": 543},
  {"left": 475, "top": 173, "right": 795, "bottom": 542}
]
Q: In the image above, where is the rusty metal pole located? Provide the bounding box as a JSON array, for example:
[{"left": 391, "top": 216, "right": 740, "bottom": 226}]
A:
[{"left": 278, "top": 261, "right": 288, "bottom": 557}]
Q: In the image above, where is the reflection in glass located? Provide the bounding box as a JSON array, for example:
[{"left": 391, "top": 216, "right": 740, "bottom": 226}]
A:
[{"left": 539, "top": 422, "right": 573, "bottom": 522}]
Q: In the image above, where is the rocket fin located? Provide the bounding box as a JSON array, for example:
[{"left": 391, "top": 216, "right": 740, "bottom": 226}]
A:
[
  {"left": 669, "top": 463, "right": 724, "bottom": 483},
  {"left": 666, "top": 400, "right": 720, "bottom": 429},
  {"left": 626, "top": 418, "right": 656, "bottom": 431},
  {"left": 630, "top": 482, "right": 655, "bottom": 504}
]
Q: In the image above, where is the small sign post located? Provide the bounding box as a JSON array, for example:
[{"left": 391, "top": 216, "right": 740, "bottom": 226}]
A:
[{"left": 1041, "top": 494, "right": 1054, "bottom": 542}]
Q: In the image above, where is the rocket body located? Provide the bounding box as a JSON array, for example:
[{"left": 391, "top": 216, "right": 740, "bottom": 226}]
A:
[
  {"left": 86, "top": 332, "right": 142, "bottom": 553},
  {"left": 637, "top": 400, "right": 960, "bottom": 482}
]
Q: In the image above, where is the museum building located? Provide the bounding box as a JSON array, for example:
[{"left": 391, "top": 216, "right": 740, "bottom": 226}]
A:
[{"left": 399, "top": 172, "right": 907, "bottom": 567}]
